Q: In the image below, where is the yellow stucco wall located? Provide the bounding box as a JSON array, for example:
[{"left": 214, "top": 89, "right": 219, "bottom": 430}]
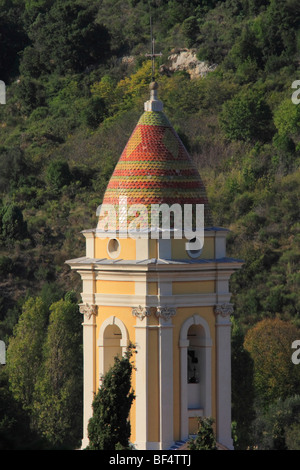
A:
[
  {"left": 148, "top": 282, "right": 158, "bottom": 295},
  {"left": 171, "top": 237, "right": 215, "bottom": 259},
  {"left": 96, "top": 280, "right": 135, "bottom": 295},
  {"left": 95, "top": 237, "right": 136, "bottom": 260},
  {"left": 147, "top": 326, "right": 160, "bottom": 442},
  {"left": 172, "top": 280, "right": 215, "bottom": 295},
  {"left": 149, "top": 239, "right": 158, "bottom": 259},
  {"left": 93, "top": 235, "right": 216, "bottom": 261},
  {"left": 189, "top": 417, "right": 199, "bottom": 435}
]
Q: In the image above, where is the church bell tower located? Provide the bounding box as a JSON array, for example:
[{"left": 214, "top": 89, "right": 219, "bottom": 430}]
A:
[{"left": 66, "top": 81, "right": 242, "bottom": 450}]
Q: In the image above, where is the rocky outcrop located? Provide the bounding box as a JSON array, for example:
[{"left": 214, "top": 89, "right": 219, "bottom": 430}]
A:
[{"left": 159, "top": 49, "right": 217, "bottom": 79}]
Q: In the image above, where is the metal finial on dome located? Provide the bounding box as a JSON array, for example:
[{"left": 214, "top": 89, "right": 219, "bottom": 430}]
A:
[
  {"left": 145, "top": 18, "right": 163, "bottom": 112},
  {"left": 144, "top": 81, "right": 163, "bottom": 112},
  {"left": 149, "top": 81, "right": 159, "bottom": 90},
  {"left": 145, "top": 17, "right": 162, "bottom": 83}
]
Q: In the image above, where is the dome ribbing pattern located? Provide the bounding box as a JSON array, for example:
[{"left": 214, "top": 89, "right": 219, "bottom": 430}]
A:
[{"left": 100, "top": 84, "right": 213, "bottom": 229}]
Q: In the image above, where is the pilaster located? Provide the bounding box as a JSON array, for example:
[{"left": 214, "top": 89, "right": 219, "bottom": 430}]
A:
[
  {"left": 79, "top": 303, "right": 97, "bottom": 449},
  {"left": 214, "top": 303, "right": 234, "bottom": 449}
]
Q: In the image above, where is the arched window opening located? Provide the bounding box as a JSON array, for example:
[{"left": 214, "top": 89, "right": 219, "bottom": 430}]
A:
[
  {"left": 179, "top": 315, "right": 212, "bottom": 440},
  {"left": 187, "top": 324, "right": 206, "bottom": 410},
  {"left": 98, "top": 316, "right": 129, "bottom": 386},
  {"left": 103, "top": 323, "right": 122, "bottom": 374}
]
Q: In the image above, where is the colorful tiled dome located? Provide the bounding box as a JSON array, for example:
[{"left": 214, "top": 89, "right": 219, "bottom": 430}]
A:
[{"left": 100, "top": 82, "right": 213, "bottom": 230}]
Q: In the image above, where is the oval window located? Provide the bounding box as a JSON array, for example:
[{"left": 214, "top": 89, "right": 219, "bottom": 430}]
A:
[
  {"left": 107, "top": 238, "right": 120, "bottom": 259},
  {"left": 186, "top": 237, "right": 203, "bottom": 259}
]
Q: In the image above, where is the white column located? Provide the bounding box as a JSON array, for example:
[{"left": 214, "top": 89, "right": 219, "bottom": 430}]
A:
[
  {"left": 79, "top": 303, "right": 96, "bottom": 450},
  {"left": 156, "top": 277, "right": 174, "bottom": 449},
  {"left": 134, "top": 318, "right": 149, "bottom": 450},
  {"left": 83, "top": 231, "right": 95, "bottom": 258},
  {"left": 215, "top": 303, "right": 234, "bottom": 450},
  {"left": 179, "top": 337, "right": 189, "bottom": 441},
  {"left": 158, "top": 314, "right": 174, "bottom": 450},
  {"left": 157, "top": 238, "right": 171, "bottom": 259}
]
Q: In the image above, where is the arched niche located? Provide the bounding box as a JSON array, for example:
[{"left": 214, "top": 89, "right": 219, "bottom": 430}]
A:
[
  {"left": 179, "top": 314, "right": 212, "bottom": 440},
  {"left": 97, "top": 316, "right": 129, "bottom": 383}
]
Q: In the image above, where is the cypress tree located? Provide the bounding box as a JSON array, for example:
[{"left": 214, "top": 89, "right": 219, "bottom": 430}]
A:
[{"left": 86, "top": 344, "right": 135, "bottom": 450}]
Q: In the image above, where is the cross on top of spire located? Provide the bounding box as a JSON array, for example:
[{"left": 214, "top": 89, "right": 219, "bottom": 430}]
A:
[{"left": 145, "top": 17, "right": 162, "bottom": 82}]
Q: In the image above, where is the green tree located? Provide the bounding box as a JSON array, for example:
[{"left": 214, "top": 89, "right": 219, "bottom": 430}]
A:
[
  {"left": 20, "top": 0, "right": 110, "bottom": 77},
  {"left": 244, "top": 318, "right": 300, "bottom": 406},
  {"left": 33, "top": 297, "right": 83, "bottom": 448},
  {"left": 6, "top": 297, "right": 48, "bottom": 411},
  {"left": 0, "top": 368, "right": 43, "bottom": 450},
  {"left": 260, "top": 0, "right": 299, "bottom": 65},
  {"left": 252, "top": 395, "right": 300, "bottom": 450},
  {"left": 181, "top": 16, "right": 199, "bottom": 48},
  {"left": 1, "top": 203, "right": 27, "bottom": 243},
  {"left": 273, "top": 98, "right": 300, "bottom": 138},
  {"left": 83, "top": 97, "right": 107, "bottom": 129},
  {"left": 229, "top": 24, "right": 262, "bottom": 69},
  {"left": 0, "top": 147, "right": 28, "bottom": 193},
  {"left": 0, "top": 2, "right": 27, "bottom": 82},
  {"left": 86, "top": 344, "right": 135, "bottom": 450},
  {"left": 231, "top": 318, "right": 255, "bottom": 449},
  {"left": 15, "top": 75, "right": 46, "bottom": 114},
  {"left": 220, "top": 88, "right": 273, "bottom": 142},
  {"left": 45, "top": 159, "right": 72, "bottom": 192},
  {"left": 188, "top": 417, "right": 217, "bottom": 450}
]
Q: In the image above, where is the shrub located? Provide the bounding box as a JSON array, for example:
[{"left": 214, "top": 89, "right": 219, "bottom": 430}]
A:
[
  {"left": 188, "top": 417, "right": 217, "bottom": 450},
  {"left": 45, "top": 160, "right": 72, "bottom": 192}
]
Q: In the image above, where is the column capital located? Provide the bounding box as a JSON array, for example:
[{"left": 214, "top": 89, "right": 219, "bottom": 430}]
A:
[
  {"left": 214, "top": 303, "right": 234, "bottom": 318},
  {"left": 132, "top": 305, "right": 177, "bottom": 322},
  {"left": 79, "top": 303, "right": 96, "bottom": 321},
  {"left": 132, "top": 305, "right": 151, "bottom": 321},
  {"left": 156, "top": 306, "right": 176, "bottom": 322}
]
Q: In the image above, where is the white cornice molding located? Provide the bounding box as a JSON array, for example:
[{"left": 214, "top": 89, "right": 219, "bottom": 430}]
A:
[
  {"left": 94, "top": 292, "right": 231, "bottom": 307},
  {"left": 70, "top": 265, "right": 240, "bottom": 284},
  {"left": 66, "top": 259, "right": 243, "bottom": 275}
]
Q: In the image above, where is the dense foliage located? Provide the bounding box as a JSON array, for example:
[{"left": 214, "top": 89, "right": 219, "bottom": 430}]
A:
[
  {"left": 0, "top": 0, "right": 299, "bottom": 449},
  {"left": 5, "top": 294, "right": 82, "bottom": 449}
]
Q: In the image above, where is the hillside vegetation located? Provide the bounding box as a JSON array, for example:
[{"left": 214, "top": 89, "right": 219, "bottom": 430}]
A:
[{"left": 0, "top": 0, "right": 300, "bottom": 449}]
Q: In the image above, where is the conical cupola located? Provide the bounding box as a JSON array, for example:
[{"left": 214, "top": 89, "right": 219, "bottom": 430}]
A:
[{"left": 100, "top": 81, "right": 213, "bottom": 230}]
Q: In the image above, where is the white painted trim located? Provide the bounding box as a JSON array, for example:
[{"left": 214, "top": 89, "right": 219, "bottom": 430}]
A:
[
  {"left": 158, "top": 318, "right": 174, "bottom": 450},
  {"left": 158, "top": 238, "right": 171, "bottom": 259},
  {"left": 68, "top": 261, "right": 243, "bottom": 275},
  {"left": 215, "top": 232, "right": 227, "bottom": 259},
  {"left": 188, "top": 408, "right": 203, "bottom": 418},
  {"left": 81, "top": 320, "right": 96, "bottom": 449},
  {"left": 94, "top": 292, "right": 231, "bottom": 308},
  {"left": 134, "top": 319, "right": 149, "bottom": 449},
  {"left": 107, "top": 238, "right": 121, "bottom": 259},
  {"left": 215, "top": 316, "right": 233, "bottom": 449},
  {"left": 83, "top": 231, "right": 95, "bottom": 259},
  {"left": 136, "top": 238, "right": 149, "bottom": 260},
  {"left": 94, "top": 270, "right": 231, "bottom": 282}
]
